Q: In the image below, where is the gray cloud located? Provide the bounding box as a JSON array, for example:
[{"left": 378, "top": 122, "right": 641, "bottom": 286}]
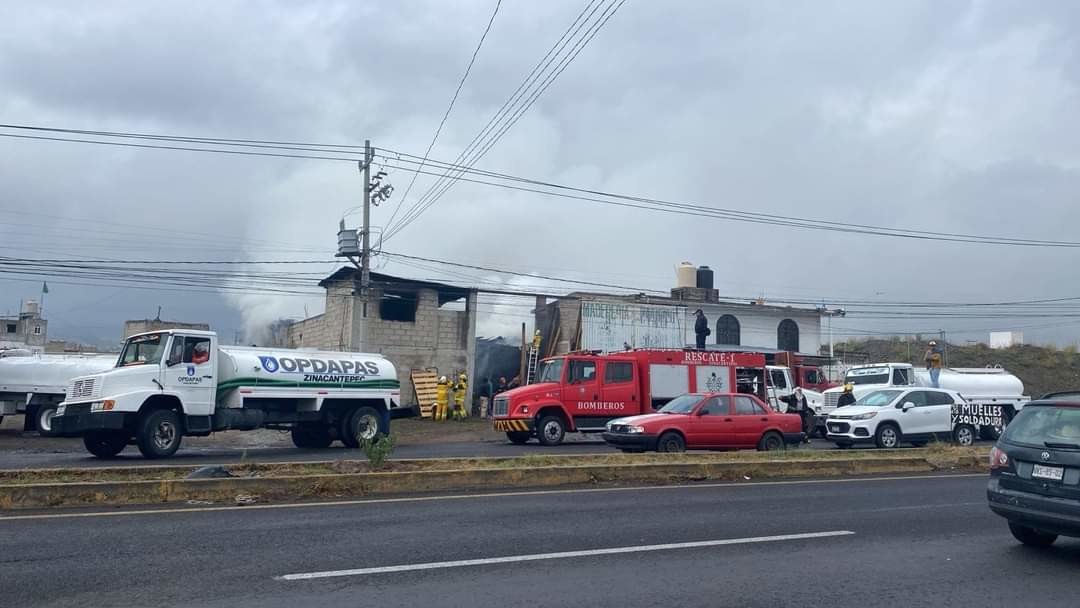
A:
[{"left": 2, "top": 0, "right": 1079, "bottom": 348}]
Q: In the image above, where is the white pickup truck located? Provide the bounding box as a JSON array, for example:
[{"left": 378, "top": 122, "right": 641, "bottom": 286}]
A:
[
  {"left": 52, "top": 330, "right": 402, "bottom": 458},
  {"left": 0, "top": 351, "right": 117, "bottom": 434}
]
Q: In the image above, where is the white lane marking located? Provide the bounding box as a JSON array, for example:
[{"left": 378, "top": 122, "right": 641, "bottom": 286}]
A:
[
  {"left": 276, "top": 530, "right": 856, "bottom": 581},
  {"left": 0, "top": 473, "right": 985, "bottom": 522}
]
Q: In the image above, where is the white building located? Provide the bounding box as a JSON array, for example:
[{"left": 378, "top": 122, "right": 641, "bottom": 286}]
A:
[
  {"left": 990, "top": 331, "right": 1024, "bottom": 349},
  {"left": 535, "top": 291, "right": 825, "bottom": 356},
  {"left": 0, "top": 300, "right": 47, "bottom": 354}
]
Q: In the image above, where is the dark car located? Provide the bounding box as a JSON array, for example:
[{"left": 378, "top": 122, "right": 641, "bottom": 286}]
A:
[
  {"left": 987, "top": 400, "right": 1080, "bottom": 546},
  {"left": 601, "top": 392, "right": 804, "bottom": 453}
]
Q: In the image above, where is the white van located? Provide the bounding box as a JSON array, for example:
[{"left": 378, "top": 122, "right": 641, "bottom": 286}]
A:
[{"left": 825, "top": 387, "right": 976, "bottom": 449}]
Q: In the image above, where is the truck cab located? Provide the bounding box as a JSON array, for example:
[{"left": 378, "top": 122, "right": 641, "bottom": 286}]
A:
[
  {"left": 493, "top": 354, "right": 643, "bottom": 446},
  {"left": 822, "top": 363, "right": 917, "bottom": 408}
]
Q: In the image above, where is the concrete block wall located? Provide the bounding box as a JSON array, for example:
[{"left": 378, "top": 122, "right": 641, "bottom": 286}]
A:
[{"left": 277, "top": 278, "right": 478, "bottom": 406}]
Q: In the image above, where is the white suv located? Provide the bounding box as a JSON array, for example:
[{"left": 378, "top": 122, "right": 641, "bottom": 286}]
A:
[{"left": 825, "top": 388, "right": 974, "bottom": 449}]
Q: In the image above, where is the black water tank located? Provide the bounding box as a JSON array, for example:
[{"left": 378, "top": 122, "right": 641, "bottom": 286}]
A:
[{"left": 697, "top": 265, "right": 714, "bottom": 289}]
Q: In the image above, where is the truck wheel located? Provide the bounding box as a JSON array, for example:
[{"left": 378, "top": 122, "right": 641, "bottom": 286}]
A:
[
  {"left": 874, "top": 424, "right": 900, "bottom": 449},
  {"left": 1008, "top": 523, "right": 1058, "bottom": 547},
  {"left": 757, "top": 431, "right": 784, "bottom": 452},
  {"left": 341, "top": 406, "right": 383, "bottom": 448},
  {"left": 83, "top": 430, "right": 128, "bottom": 458},
  {"left": 291, "top": 424, "right": 333, "bottom": 449},
  {"left": 536, "top": 415, "right": 566, "bottom": 446},
  {"left": 136, "top": 409, "right": 183, "bottom": 458},
  {"left": 953, "top": 424, "right": 976, "bottom": 447},
  {"left": 657, "top": 431, "right": 686, "bottom": 453},
  {"left": 36, "top": 404, "right": 58, "bottom": 436},
  {"left": 506, "top": 431, "right": 531, "bottom": 445}
]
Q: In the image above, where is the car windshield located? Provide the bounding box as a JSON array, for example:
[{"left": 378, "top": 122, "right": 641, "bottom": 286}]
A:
[
  {"left": 118, "top": 333, "right": 166, "bottom": 367},
  {"left": 845, "top": 367, "right": 891, "bottom": 385},
  {"left": 857, "top": 390, "right": 903, "bottom": 407},
  {"left": 537, "top": 358, "right": 564, "bottom": 383},
  {"left": 1003, "top": 405, "right": 1080, "bottom": 448},
  {"left": 658, "top": 394, "right": 704, "bottom": 414}
]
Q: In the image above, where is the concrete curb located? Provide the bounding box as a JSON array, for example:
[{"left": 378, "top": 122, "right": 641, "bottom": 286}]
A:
[{"left": 0, "top": 455, "right": 986, "bottom": 511}]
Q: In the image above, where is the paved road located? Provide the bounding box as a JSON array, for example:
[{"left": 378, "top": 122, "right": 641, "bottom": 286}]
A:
[
  {"left": 3, "top": 473, "right": 1076, "bottom": 607},
  {"left": 0, "top": 436, "right": 972, "bottom": 469}
]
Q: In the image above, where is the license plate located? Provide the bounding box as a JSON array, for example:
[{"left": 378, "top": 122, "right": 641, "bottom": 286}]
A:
[{"left": 1032, "top": 464, "right": 1065, "bottom": 481}]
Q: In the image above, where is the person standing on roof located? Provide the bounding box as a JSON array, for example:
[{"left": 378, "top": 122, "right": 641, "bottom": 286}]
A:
[
  {"left": 694, "top": 309, "right": 710, "bottom": 349},
  {"left": 924, "top": 340, "right": 944, "bottom": 388}
]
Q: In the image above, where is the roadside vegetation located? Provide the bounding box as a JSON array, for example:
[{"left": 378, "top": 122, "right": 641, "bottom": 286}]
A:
[{"left": 0, "top": 446, "right": 988, "bottom": 485}]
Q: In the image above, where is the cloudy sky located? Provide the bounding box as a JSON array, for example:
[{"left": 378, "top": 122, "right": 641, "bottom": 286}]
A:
[{"left": 2, "top": 0, "right": 1080, "bottom": 349}]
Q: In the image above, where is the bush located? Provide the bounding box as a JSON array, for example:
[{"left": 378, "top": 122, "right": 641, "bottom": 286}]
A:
[{"left": 361, "top": 434, "right": 396, "bottom": 469}]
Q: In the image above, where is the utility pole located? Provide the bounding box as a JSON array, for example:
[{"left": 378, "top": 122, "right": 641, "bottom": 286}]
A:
[
  {"left": 338, "top": 139, "right": 392, "bottom": 353},
  {"left": 356, "top": 139, "right": 373, "bottom": 352}
]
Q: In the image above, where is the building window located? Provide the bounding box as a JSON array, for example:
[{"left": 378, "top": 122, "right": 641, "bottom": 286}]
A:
[
  {"left": 777, "top": 319, "right": 799, "bottom": 352},
  {"left": 5, "top": 323, "right": 15, "bottom": 333},
  {"left": 716, "top": 314, "right": 740, "bottom": 345},
  {"left": 379, "top": 293, "right": 417, "bottom": 323},
  {"left": 33, "top": 326, "right": 42, "bottom": 335}
]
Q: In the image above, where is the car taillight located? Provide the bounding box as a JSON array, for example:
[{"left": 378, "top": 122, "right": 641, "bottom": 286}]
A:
[{"left": 990, "top": 446, "right": 1010, "bottom": 471}]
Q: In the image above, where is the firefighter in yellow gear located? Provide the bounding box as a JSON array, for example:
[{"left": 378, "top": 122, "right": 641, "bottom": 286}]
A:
[
  {"left": 452, "top": 373, "right": 468, "bottom": 420},
  {"left": 435, "top": 375, "right": 451, "bottom": 421}
]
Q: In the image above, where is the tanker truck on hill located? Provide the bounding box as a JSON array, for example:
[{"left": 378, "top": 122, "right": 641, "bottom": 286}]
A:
[
  {"left": 51, "top": 330, "right": 401, "bottom": 458},
  {"left": 0, "top": 351, "right": 118, "bottom": 434},
  {"left": 822, "top": 362, "right": 1029, "bottom": 437}
]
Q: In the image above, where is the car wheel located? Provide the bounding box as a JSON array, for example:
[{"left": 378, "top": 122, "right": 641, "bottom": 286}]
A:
[
  {"left": 83, "top": 430, "right": 128, "bottom": 458},
  {"left": 874, "top": 424, "right": 900, "bottom": 449},
  {"left": 536, "top": 415, "right": 566, "bottom": 446},
  {"left": 953, "top": 424, "right": 976, "bottom": 447},
  {"left": 758, "top": 431, "right": 784, "bottom": 452},
  {"left": 36, "top": 404, "right": 58, "bottom": 436},
  {"left": 136, "top": 409, "right": 183, "bottom": 459},
  {"left": 506, "top": 431, "right": 531, "bottom": 445},
  {"left": 291, "top": 424, "right": 333, "bottom": 449},
  {"left": 1008, "top": 523, "right": 1058, "bottom": 547},
  {"left": 657, "top": 431, "right": 686, "bottom": 453}
]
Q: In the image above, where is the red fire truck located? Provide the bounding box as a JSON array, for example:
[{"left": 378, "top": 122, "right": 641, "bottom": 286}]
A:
[{"left": 491, "top": 349, "right": 768, "bottom": 445}]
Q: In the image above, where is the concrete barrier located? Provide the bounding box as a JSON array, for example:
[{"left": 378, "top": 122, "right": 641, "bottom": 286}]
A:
[{"left": 0, "top": 454, "right": 986, "bottom": 511}]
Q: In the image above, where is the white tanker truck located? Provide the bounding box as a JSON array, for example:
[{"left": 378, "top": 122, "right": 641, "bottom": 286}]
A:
[
  {"left": 0, "top": 351, "right": 118, "bottom": 434},
  {"left": 822, "top": 362, "right": 1029, "bottom": 438},
  {"left": 52, "top": 330, "right": 402, "bottom": 458}
]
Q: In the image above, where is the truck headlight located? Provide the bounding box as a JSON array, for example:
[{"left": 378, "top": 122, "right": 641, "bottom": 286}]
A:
[
  {"left": 850, "top": 412, "right": 877, "bottom": 421},
  {"left": 90, "top": 400, "right": 116, "bottom": 412}
]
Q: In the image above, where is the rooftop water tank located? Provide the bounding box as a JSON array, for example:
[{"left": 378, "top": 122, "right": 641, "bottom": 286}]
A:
[
  {"left": 697, "top": 266, "right": 714, "bottom": 289},
  {"left": 676, "top": 262, "right": 697, "bottom": 288}
]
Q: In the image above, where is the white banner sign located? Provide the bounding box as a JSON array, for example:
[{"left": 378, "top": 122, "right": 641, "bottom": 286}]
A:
[{"left": 581, "top": 301, "right": 687, "bottom": 352}]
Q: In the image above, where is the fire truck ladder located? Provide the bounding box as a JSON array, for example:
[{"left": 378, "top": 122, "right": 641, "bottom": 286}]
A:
[{"left": 525, "top": 331, "right": 542, "bottom": 384}]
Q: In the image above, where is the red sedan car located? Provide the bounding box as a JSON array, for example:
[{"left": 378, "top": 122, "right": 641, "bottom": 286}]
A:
[{"left": 601, "top": 392, "right": 804, "bottom": 452}]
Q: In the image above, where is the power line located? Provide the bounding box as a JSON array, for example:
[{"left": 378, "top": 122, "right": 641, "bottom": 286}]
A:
[
  {"left": 373, "top": 158, "right": 1080, "bottom": 249},
  {"left": 382, "top": 0, "right": 624, "bottom": 241},
  {"left": 383, "top": 0, "right": 503, "bottom": 241},
  {"left": 8, "top": 121, "right": 1080, "bottom": 249}
]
